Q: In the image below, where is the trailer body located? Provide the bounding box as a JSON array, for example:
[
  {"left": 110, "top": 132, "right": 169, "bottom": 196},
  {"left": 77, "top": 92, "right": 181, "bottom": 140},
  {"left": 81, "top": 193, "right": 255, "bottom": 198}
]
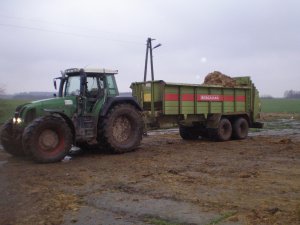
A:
[{"left": 131, "top": 77, "right": 263, "bottom": 140}]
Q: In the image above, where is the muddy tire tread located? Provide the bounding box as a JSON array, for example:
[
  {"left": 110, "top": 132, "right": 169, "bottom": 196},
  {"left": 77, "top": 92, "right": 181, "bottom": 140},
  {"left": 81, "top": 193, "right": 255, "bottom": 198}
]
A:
[
  {"left": 213, "top": 118, "right": 232, "bottom": 141},
  {"left": 232, "top": 117, "right": 249, "bottom": 140},
  {"left": 97, "top": 104, "right": 143, "bottom": 154},
  {"left": 0, "top": 121, "right": 25, "bottom": 157},
  {"left": 22, "top": 115, "right": 72, "bottom": 163}
]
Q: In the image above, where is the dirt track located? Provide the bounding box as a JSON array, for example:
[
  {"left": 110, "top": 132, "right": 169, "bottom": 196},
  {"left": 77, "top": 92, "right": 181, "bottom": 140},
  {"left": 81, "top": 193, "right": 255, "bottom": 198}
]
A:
[{"left": 0, "top": 124, "right": 300, "bottom": 224}]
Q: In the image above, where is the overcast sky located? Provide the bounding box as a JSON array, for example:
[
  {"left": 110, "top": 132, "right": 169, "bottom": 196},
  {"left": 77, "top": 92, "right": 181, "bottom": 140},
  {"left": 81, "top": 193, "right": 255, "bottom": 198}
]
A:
[{"left": 0, "top": 0, "right": 299, "bottom": 97}]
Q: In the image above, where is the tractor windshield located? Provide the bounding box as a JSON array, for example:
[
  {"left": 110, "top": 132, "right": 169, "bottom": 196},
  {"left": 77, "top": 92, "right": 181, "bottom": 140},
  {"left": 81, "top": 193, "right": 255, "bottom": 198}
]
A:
[
  {"left": 62, "top": 73, "right": 118, "bottom": 97},
  {"left": 65, "top": 76, "right": 81, "bottom": 96}
]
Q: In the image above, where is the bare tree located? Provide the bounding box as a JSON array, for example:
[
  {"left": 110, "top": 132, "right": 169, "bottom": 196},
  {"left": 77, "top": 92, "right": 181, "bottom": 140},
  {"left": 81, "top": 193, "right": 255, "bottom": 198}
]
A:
[
  {"left": 284, "top": 90, "right": 300, "bottom": 99},
  {"left": 0, "top": 85, "right": 5, "bottom": 96}
]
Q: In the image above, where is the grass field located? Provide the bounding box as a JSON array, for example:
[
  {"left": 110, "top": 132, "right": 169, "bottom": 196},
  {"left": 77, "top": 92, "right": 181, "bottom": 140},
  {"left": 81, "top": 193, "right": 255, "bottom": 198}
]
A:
[
  {"left": 0, "top": 99, "right": 29, "bottom": 124},
  {"left": 261, "top": 98, "right": 300, "bottom": 113},
  {"left": 0, "top": 98, "right": 299, "bottom": 125}
]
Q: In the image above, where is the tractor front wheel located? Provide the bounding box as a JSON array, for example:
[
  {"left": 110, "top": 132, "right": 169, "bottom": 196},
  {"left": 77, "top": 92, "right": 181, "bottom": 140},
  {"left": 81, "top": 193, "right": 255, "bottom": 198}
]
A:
[
  {"left": 22, "top": 116, "right": 72, "bottom": 163},
  {"left": 0, "top": 121, "right": 25, "bottom": 157}
]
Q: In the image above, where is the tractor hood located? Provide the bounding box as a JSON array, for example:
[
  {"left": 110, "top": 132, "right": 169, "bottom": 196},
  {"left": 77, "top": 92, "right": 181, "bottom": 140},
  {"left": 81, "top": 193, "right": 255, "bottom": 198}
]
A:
[
  {"left": 15, "top": 97, "right": 77, "bottom": 124},
  {"left": 31, "top": 97, "right": 75, "bottom": 111}
]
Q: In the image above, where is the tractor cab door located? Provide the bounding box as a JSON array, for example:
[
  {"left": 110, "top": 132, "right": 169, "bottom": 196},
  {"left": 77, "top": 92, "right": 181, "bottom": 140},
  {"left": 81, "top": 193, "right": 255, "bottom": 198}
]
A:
[
  {"left": 78, "top": 75, "right": 106, "bottom": 141},
  {"left": 85, "top": 76, "right": 105, "bottom": 113},
  {"left": 62, "top": 69, "right": 119, "bottom": 113},
  {"left": 64, "top": 74, "right": 105, "bottom": 114},
  {"left": 64, "top": 74, "right": 106, "bottom": 141}
]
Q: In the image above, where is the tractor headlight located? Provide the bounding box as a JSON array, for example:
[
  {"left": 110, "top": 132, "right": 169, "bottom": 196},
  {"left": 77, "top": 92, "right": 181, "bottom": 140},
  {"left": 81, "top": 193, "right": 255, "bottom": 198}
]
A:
[{"left": 13, "top": 117, "right": 22, "bottom": 124}]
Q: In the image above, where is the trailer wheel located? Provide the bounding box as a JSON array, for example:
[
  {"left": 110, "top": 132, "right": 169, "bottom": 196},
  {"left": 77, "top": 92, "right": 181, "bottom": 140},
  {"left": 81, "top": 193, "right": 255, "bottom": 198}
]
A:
[
  {"left": 0, "top": 121, "right": 25, "bottom": 157},
  {"left": 179, "top": 125, "right": 199, "bottom": 140},
  {"left": 232, "top": 117, "right": 249, "bottom": 140},
  {"left": 98, "top": 104, "right": 143, "bottom": 154},
  {"left": 215, "top": 118, "right": 232, "bottom": 141},
  {"left": 22, "top": 116, "right": 72, "bottom": 163}
]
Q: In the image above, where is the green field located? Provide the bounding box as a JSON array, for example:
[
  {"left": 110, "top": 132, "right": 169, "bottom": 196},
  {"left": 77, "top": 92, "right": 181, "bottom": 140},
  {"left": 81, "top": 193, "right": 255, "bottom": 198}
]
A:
[
  {"left": 0, "top": 98, "right": 299, "bottom": 125},
  {"left": 0, "top": 99, "right": 29, "bottom": 124},
  {"left": 261, "top": 98, "right": 300, "bottom": 113}
]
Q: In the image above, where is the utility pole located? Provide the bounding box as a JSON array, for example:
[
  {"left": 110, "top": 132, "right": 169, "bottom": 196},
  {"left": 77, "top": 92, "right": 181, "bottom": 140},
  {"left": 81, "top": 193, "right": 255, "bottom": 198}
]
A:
[{"left": 143, "top": 37, "right": 161, "bottom": 82}]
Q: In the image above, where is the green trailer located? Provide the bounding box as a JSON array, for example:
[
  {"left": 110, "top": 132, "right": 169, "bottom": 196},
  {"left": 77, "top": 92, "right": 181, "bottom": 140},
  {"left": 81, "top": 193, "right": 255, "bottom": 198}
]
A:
[{"left": 131, "top": 76, "right": 263, "bottom": 141}]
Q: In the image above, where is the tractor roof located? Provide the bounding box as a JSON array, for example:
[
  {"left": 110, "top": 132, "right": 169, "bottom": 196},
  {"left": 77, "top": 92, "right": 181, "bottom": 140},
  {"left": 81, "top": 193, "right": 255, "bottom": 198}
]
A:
[{"left": 64, "top": 68, "right": 118, "bottom": 75}]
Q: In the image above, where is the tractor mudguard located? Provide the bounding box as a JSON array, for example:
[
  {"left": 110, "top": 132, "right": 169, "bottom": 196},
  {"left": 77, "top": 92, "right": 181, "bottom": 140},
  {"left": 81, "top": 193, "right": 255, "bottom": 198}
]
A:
[{"left": 100, "top": 96, "right": 142, "bottom": 116}]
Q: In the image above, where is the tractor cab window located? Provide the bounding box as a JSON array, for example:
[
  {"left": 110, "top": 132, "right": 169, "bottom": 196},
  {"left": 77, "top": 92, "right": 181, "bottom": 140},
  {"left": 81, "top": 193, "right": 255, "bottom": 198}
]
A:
[
  {"left": 106, "top": 75, "right": 119, "bottom": 96},
  {"left": 65, "top": 76, "right": 81, "bottom": 96},
  {"left": 86, "top": 77, "right": 99, "bottom": 98},
  {"left": 86, "top": 76, "right": 105, "bottom": 99}
]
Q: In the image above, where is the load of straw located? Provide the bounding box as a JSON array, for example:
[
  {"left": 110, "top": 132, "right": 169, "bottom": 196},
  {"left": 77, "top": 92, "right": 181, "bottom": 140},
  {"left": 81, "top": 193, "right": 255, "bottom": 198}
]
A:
[{"left": 203, "top": 71, "right": 236, "bottom": 87}]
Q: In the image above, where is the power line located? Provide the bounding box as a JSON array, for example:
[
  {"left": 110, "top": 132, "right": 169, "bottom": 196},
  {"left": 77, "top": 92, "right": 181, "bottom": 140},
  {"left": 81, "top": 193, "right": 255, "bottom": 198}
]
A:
[
  {"left": 0, "top": 22, "right": 144, "bottom": 45},
  {"left": 0, "top": 13, "right": 145, "bottom": 40}
]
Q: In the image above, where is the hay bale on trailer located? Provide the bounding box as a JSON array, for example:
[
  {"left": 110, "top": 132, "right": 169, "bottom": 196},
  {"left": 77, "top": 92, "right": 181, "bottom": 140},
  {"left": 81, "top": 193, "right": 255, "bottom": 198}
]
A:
[{"left": 203, "top": 71, "right": 236, "bottom": 87}]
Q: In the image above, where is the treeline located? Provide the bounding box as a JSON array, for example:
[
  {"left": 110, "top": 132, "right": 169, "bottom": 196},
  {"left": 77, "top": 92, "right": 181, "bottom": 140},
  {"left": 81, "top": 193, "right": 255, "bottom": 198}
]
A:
[
  {"left": 12, "top": 92, "right": 55, "bottom": 100},
  {"left": 261, "top": 90, "right": 300, "bottom": 99},
  {"left": 260, "top": 95, "right": 274, "bottom": 99},
  {"left": 284, "top": 90, "right": 300, "bottom": 99}
]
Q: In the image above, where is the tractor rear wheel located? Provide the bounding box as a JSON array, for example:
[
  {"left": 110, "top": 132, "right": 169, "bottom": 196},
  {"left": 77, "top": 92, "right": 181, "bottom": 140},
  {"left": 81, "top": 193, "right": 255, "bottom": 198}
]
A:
[
  {"left": 22, "top": 116, "right": 72, "bottom": 163},
  {"left": 0, "top": 121, "right": 25, "bottom": 157},
  {"left": 98, "top": 104, "right": 143, "bottom": 153},
  {"left": 232, "top": 117, "right": 249, "bottom": 140},
  {"left": 214, "top": 118, "right": 232, "bottom": 141}
]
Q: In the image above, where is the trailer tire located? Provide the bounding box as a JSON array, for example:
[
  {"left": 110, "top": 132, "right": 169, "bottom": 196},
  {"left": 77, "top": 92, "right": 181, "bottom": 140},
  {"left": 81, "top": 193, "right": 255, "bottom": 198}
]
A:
[
  {"left": 22, "top": 116, "right": 72, "bottom": 163},
  {"left": 214, "top": 118, "right": 232, "bottom": 141},
  {"left": 98, "top": 104, "right": 143, "bottom": 154},
  {"left": 179, "top": 125, "right": 199, "bottom": 140},
  {"left": 0, "top": 121, "right": 25, "bottom": 157},
  {"left": 232, "top": 117, "right": 249, "bottom": 140}
]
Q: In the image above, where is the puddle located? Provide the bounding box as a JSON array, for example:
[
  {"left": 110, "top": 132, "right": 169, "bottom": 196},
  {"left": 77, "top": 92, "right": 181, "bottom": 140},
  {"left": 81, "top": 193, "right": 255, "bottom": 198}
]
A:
[
  {"left": 147, "top": 119, "right": 300, "bottom": 137},
  {"left": 147, "top": 128, "right": 178, "bottom": 136},
  {"left": 250, "top": 119, "right": 300, "bottom": 136},
  {"left": 63, "top": 191, "right": 241, "bottom": 225}
]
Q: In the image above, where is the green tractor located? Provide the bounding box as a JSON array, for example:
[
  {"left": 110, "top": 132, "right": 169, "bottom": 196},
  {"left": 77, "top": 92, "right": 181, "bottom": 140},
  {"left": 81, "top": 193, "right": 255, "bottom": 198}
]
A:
[{"left": 0, "top": 68, "right": 143, "bottom": 163}]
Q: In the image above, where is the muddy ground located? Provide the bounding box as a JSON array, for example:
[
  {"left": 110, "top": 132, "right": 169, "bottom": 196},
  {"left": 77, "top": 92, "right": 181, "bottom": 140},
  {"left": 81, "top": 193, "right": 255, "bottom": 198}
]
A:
[{"left": 0, "top": 114, "right": 299, "bottom": 225}]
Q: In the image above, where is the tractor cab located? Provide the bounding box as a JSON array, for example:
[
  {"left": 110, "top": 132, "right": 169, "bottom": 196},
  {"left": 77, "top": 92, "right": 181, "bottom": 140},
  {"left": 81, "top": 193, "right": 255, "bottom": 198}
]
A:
[{"left": 54, "top": 68, "right": 119, "bottom": 114}]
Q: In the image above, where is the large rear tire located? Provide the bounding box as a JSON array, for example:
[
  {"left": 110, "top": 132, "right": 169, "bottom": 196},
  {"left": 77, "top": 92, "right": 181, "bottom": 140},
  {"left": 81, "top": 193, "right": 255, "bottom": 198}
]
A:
[
  {"left": 214, "top": 118, "right": 232, "bottom": 141},
  {"left": 0, "top": 121, "right": 25, "bottom": 157},
  {"left": 22, "top": 116, "right": 72, "bottom": 163},
  {"left": 98, "top": 104, "right": 143, "bottom": 154},
  {"left": 232, "top": 117, "right": 249, "bottom": 140},
  {"left": 179, "top": 125, "right": 199, "bottom": 140}
]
